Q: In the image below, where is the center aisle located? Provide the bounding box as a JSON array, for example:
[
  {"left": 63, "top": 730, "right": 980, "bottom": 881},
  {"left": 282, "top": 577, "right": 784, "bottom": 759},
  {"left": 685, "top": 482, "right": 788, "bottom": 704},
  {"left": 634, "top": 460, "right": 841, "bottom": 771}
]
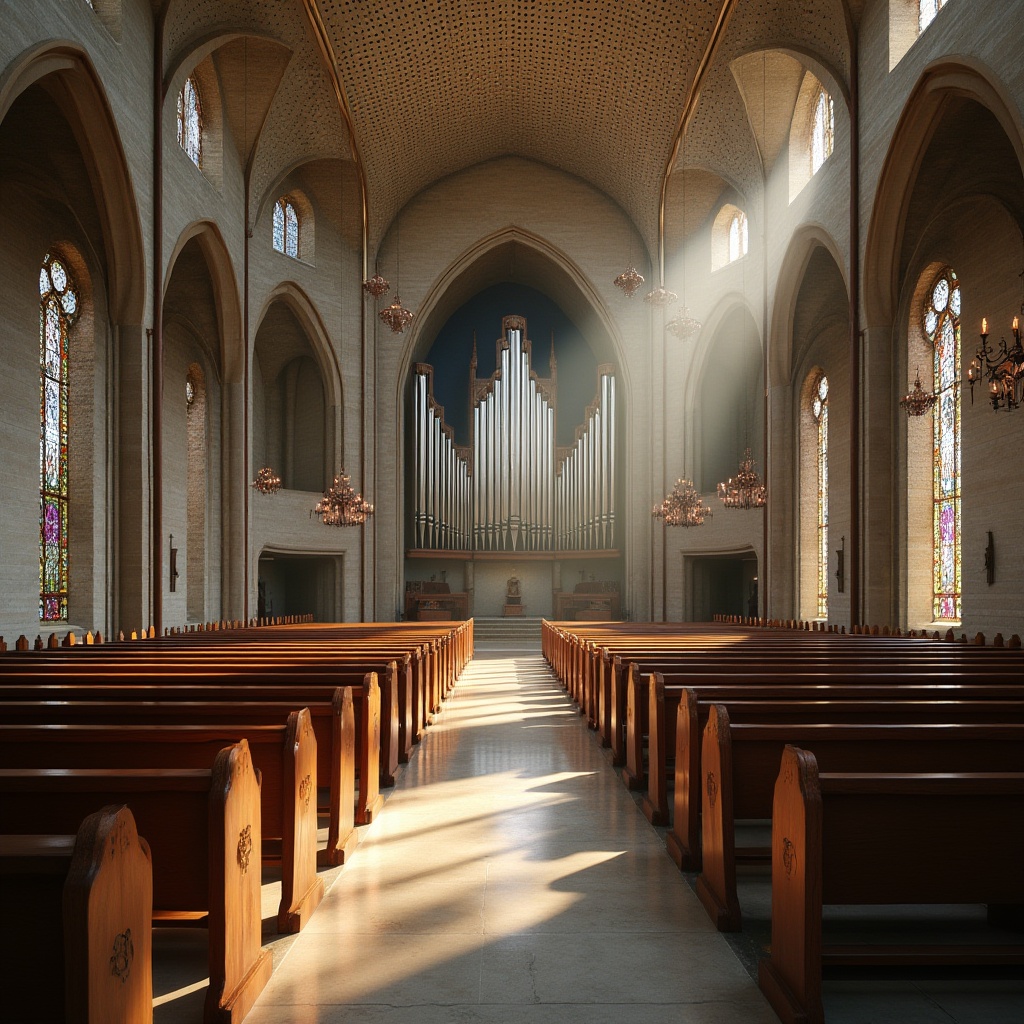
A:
[{"left": 246, "top": 651, "right": 779, "bottom": 1023}]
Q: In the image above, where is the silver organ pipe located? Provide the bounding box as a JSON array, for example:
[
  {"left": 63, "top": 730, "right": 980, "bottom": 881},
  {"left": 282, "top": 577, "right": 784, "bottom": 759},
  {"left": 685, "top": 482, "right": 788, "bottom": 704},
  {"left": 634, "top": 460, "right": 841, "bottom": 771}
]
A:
[{"left": 411, "top": 318, "right": 615, "bottom": 553}]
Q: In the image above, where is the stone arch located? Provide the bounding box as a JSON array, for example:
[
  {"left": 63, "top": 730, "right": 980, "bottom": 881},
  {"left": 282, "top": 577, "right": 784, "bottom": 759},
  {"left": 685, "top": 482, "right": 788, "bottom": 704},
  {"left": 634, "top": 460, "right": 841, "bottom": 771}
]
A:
[
  {"left": 165, "top": 220, "right": 243, "bottom": 383},
  {"left": 163, "top": 221, "right": 244, "bottom": 620},
  {"left": 864, "top": 58, "right": 1024, "bottom": 331},
  {"left": 252, "top": 282, "right": 342, "bottom": 492},
  {"left": 768, "top": 223, "right": 849, "bottom": 388},
  {"left": 0, "top": 42, "right": 145, "bottom": 324},
  {"left": 682, "top": 293, "right": 763, "bottom": 493}
]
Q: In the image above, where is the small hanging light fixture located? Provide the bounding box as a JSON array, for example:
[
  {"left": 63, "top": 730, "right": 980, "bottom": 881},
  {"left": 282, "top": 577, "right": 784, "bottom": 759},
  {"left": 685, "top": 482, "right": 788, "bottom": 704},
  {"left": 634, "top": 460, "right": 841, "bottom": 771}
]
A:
[
  {"left": 717, "top": 449, "right": 766, "bottom": 509},
  {"left": 652, "top": 477, "right": 712, "bottom": 527},
  {"left": 251, "top": 466, "right": 282, "bottom": 495},
  {"left": 899, "top": 367, "right": 938, "bottom": 417},
  {"left": 312, "top": 471, "right": 375, "bottom": 526},
  {"left": 379, "top": 213, "right": 414, "bottom": 334}
]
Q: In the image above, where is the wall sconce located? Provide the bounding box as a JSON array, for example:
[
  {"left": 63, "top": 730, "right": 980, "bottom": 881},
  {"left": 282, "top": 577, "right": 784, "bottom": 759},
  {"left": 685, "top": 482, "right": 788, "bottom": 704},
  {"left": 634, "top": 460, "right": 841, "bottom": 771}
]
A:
[
  {"left": 835, "top": 535, "right": 845, "bottom": 594},
  {"left": 169, "top": 534, "right": 179, "bottom": 593},
  {"left": 985, "top": 531, "right": 995, "bottom": 586}
]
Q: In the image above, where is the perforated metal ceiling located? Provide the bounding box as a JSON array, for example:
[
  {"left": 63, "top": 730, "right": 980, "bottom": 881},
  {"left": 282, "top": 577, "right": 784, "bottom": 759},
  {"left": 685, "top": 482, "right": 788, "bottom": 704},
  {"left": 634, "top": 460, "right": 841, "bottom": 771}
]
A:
[{"left": 162, "top": 0, "right": 856, "bottom": 254}]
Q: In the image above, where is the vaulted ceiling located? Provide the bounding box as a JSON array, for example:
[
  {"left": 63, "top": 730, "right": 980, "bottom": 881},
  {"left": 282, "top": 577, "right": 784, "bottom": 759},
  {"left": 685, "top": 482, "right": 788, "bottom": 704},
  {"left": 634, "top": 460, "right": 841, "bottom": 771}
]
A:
[{"left": 162, "top": 0, "right": 859, "bottom": 257}]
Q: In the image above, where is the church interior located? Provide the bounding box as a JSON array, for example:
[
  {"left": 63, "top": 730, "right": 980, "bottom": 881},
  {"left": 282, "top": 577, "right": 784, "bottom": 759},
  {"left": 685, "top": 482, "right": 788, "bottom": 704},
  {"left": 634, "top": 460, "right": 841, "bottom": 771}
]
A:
[{"left": 2, "top": 1, "right": 1024, "bottom": 1022}]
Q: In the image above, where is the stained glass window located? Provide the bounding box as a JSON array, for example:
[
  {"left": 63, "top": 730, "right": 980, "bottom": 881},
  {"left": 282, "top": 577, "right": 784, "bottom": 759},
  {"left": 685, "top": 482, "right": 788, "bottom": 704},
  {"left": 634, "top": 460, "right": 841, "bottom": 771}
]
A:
[
  {"left": 728, "top": 211, "right": 748, "bottom": 264},
  {"left": 39, "top": 253, "right": 78, "bottom": 622},
  {"left": 811, "top": 89, "right": 834, "bottom": 175},
  {"left": 919, "top": 0, "right": 949, "bottom": 33},
  {"left": 925, "top": 268, "right": 961, "bottom": 621},
  {"left": 177, "top": 76, "right": 202, "bottom": 169},
  {"left": 813, "top": 374, "right": 829, "bottom": 618},
  {"left": 273, "top": 197, "right": 299, "bottom": 258}
]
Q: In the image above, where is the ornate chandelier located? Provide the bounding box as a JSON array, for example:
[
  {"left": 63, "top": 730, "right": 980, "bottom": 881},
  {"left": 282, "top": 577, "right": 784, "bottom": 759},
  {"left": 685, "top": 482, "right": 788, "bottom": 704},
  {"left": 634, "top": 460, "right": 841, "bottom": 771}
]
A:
[
  {"left": 717, "top": 449, "right": 766, "bottom": 509},
  {"left": 644, "top": 285, "right": 678, "bottom": 308},
  {"left": 312, "top": 471, "right": 375, "bottom": 526},
  {"left": 899, "top": 367, "right": 937, "bottom": 417},
  {"left": 967, "top": 316, "right": 1024, "bottom": 410},
  {"left": 614, "top": 266, "right": 645, "bottom": 298},
  {"left": 652, "top": 477, "right": 712, "bottom": 527},
  {"left": 251, "top": 466, "right": 282, "bottom": 494},
  {"left": 665, "top": 306, "right": 702, "bottom": 341},
  {"left": 362, "top": 272, "right": 390, "bottom": 299},
  {"left": 379, "top": 295, "right": 414, "bottom": 334}
]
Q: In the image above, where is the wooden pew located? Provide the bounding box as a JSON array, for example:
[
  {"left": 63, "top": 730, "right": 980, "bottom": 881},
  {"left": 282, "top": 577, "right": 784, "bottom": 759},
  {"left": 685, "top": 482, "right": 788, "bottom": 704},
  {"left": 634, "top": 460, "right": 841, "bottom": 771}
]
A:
[
  {"left": 758, "top": 745, "right": 1024, "bottom": 1024},
  {"left": 694, "top": 704, "right": 1024, "bottom": 932},
  {"left": 0, "top": 740, "right": 271, "bottom": 1024},
  {"left": 0, "top": 648, "right": 405, "bottom": 784},
  {"left": 0, "top": 690, "right": 359, "bottom": 866},
  {"left": 0, "top": 713, "right": 322, "bottom": 933},
  {"left": 663, "top": 685, "right": 1024, "bottom": 871},
  {"left": 631, "top": 668, "right": 1024, "bottom": 820},
  {"left": 1, "top": 804, "right": 152, "bottom": 1024},
  {"left": 0, "top": 672, "right": 384, "bottom": 835}
]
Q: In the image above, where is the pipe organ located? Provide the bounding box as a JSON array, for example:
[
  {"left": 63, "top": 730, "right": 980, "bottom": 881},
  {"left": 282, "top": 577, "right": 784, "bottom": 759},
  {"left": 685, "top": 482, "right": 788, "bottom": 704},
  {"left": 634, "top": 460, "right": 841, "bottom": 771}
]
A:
[{"left": 411, "top": 315, "right": 616, "bottom": 553}]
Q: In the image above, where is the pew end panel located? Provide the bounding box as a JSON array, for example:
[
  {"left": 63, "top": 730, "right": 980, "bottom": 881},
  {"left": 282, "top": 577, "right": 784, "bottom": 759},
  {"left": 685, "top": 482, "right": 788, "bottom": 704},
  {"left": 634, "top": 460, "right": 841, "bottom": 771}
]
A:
[
  {"left": 695, "top": 704, "right": 742, "bottom": 932},
  {"left": 666, "top": 687, "right": 701, "bottom": 872},
  {"left": 322, "top": 685, "right": 357, "bottom": 866},
  {"left": 204, "top": 740, "right": 273, "bottom": 1024},
  {"left": 640, "top": 672, "right": 668, "bottom": 825},
  {"left": 357, "top": 673, "right": 383, "bottom": 825},
  {"left": 278, "top": 709, "right": 324, "bottom": 933},
  {"left": 621, "top": 663, "right": 646, "bottom": 791},
  {"left": 64, "top": 803, "right": 153, "bottom": 1024},
  {"left": 758, "top": 744, "right": 824, "bottom": 1024}
]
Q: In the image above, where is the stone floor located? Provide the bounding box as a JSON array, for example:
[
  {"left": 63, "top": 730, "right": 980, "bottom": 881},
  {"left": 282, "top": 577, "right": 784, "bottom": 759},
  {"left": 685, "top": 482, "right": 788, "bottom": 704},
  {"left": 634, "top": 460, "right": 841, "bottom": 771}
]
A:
[{"left": 153, "top": 650, "right": 1024, "bottom": 1023}]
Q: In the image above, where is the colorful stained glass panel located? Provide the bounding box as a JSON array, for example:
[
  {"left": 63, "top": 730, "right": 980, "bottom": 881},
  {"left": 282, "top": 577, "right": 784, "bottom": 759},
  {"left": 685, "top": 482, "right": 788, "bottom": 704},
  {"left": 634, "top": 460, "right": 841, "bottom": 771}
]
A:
[
  {"left": 39, "top": 253, "right": 77, "bottom": 622},
  {"left": 927, "top": 269, "right": 960, "bottom": 622}
]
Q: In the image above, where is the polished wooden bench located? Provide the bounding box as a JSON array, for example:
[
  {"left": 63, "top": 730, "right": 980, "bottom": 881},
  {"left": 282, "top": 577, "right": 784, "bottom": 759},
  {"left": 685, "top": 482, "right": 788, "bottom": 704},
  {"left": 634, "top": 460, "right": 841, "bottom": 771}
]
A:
[
  {"left": 0, "top": 714, "right": 322, "bottom": 933},
  {"left": 694, "top": 705, "right": 1024, "bottom": 932},
  {"left": 758, "top": 745, "right": 1024, "bottom": 1024},
  {"left": 0, "top": 740, "right": 271, "bottom": 1024},
  {"left": 1, "top": 804, "right": 152, "bottom": 1024},
  {"left": 662, "top": 685, "right": 1024, "bottom": 870},
  {"left": 0, "top": 689, "right": 360, "bottom": 866},
  {"left": 0, "top": 672, "right": 384, "bottom": 834},
  {"left": 0, "top": 649, "right": 404, "bottom": 785},
  {"left": 630, "top": 667, "right": 1024, "bottom": 814}
]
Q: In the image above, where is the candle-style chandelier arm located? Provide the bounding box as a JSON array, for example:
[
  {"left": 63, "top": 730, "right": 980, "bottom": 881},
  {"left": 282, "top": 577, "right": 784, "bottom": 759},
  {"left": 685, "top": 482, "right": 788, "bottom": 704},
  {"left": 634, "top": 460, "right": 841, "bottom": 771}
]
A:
[{"left": 967, "top": 316, "right": 1024, "bottom": 410}]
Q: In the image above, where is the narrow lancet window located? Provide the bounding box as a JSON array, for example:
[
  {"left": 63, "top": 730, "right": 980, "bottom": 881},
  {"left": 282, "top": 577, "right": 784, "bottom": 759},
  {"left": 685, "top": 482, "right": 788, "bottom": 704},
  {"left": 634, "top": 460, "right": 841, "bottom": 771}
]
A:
[
  {"left": 273, "top": 197, "right": 299, "bottom": 258},
  {"left": 177, "top": 76, "right": 202, "bottom": 168},
  {"left": 811, "top": 89, "right": 834, "bottom": 175},
  {"left": 925, "top": 269, "right": 961, "bottom": 621},
  {"left": 919, "top": 0, "right": 949, "bottom": 34},
  {"left": 812, "top": 374, "right": 829, "bottom": 618},
  {"left": 39, "top": 253, "right": 78, "bottom": 621}
]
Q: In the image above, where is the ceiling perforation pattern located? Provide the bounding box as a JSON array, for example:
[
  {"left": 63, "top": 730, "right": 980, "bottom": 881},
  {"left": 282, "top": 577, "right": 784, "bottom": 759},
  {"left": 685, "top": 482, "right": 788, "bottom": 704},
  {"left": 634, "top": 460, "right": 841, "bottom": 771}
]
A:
[{"left": 315, "top": 0, "right": 726, "bottom": 251}]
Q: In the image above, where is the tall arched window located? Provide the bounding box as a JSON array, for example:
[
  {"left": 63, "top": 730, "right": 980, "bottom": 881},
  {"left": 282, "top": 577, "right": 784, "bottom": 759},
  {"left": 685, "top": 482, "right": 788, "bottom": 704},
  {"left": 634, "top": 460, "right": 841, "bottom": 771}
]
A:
[
  {"left": 177, "top": 76, "right": 202, "bottom": 168},
  {"left": 919, "top": 0, "right": 949, "bottom": 33},
  {"left": 273, "top": 196, "right": 299, "bottom": 259},
  {"left": 811, "top": 89, "right": 834, "bottom": 175},
  {"left": 728, "top": 210, "right": 748, "bottom": 264},
  {"left": 925, "top": 268, "right": 961, "bottom": 621},
  {"left": 39, "top": 253, "right": 79, "bottom": 621},
  {"left": 812, "top": 373, "right": 829, "bottom": 618}
]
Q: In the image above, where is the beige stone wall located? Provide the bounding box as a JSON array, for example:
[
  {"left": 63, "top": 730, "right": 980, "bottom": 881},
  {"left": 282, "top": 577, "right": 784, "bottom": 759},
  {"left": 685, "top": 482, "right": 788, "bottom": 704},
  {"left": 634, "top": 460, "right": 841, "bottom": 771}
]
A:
[{"left": 0, "top": 0, "right": 1022, "bottom": 637}]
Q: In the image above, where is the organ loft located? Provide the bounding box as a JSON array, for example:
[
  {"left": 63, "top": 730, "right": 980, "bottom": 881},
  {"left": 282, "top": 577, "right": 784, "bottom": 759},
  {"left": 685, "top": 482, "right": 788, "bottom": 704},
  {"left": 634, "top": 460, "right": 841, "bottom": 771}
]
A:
[{"left": 406, "top": 315, "right": 621, "bottom": 620}]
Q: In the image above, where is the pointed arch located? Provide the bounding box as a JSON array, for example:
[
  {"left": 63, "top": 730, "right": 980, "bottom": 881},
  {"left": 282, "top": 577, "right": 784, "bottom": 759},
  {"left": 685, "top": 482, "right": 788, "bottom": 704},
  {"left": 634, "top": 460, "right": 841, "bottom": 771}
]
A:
[
  {"left": 165, "top": 220, "right": 243, "bottom": 383},
  {"left": 863, "top": 58, "right": 1024, "bottom": 330},
  {"left": 0, "top": 42, "right": 145, "bottom": 324}
]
